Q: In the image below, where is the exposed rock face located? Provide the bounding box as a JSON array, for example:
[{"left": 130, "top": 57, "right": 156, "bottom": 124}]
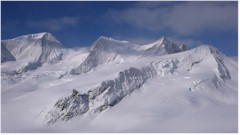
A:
[
  {"left": 88, "top": 67, "right": 156, "bottom": 112},
  {"left": 45, "top": 67, "right": 156, "bottom": 124},
  {"left": 1, "top": 43, "right": 16, "bottom": 63},
  {"left": 179, "top": 44, "right": 189, "bottom": 51},
  {"left": 69, "top": 50, "right": 99, "bottom": 74},
  {"left": 17, "top": 62, "right": 42, "bottom": 74},
  {"left": 45, "top": 89, "right": 89, "bottom": 125}
]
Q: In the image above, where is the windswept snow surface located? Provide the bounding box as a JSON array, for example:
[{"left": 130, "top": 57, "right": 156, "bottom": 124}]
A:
[{"left": 1, "top": 33, "right": 238, "bottom": 133}]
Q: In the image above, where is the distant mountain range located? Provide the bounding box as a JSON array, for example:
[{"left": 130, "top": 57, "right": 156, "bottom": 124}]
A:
[{"left": 1, "top": 32, "right": 237, "bottom": 133}]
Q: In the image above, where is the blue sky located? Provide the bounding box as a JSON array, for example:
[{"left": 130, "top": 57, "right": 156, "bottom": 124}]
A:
[{"left": 1, "top": 1, "right": 238, "bottom": 56}]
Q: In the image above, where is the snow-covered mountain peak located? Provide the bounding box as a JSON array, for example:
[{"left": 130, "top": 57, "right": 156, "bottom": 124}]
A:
[
  {"left": 150, "top": 36, "right": 171, "bottom": 46},
  {"left": 97, "top": 36, "right": 129, "bottom": 43},
  {"left": 143, "top": 36, "right": 187, "bottom": 56},
  {"left": 41, "top": 32, "right": 61, "bottom": 44},
  {"left": 97, "top": 36, "right": 112, "bottom": 41},
  {"left": 12, "top": 32, "right": 61, "bottom": 44},
  {"left": 157, "top": 36, "right": 169, "bottom": 44},
  {"left": 90, "top": 36, "right": 132, "bottom": 52},
  {"left": 1, "top": 32, "right": 64, "bottom": 69},
  {"left": 26, "top": 32, "right": 50, "bottom": 39}
]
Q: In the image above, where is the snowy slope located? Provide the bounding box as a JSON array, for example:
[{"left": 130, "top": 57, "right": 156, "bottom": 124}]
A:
[{"left": 1, "top": 33, "right": 238, "bottom": 133}]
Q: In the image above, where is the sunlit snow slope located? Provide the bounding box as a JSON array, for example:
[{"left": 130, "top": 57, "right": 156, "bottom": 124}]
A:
[{"left": 1, "top": 32, "right": 238, "bottom": 133}]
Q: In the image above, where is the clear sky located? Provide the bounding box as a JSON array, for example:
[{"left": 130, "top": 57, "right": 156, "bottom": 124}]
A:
[{"left": 1, "top": 1, "right": 238, "bottom": 56}]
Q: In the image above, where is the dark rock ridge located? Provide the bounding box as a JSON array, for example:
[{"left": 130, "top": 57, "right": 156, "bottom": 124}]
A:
[
  {"left": 88, "top": 67, "right": 156, "bottom": 112},
  {"left": 45, "top": 89, "right": 89, "bottom": 125},
  {"left": 45, "top": 66, "right": 156, "bottom": 124}
]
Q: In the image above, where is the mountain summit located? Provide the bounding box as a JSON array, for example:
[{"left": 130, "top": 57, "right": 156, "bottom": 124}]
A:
[
  {"left": 1, "top": 32, "right": 64, "bottom": 73},
  {"left": 69, "top": 36, "right": 190, "bottom": 75},
  {"left": 143, "top": 36, "right": 188, "bottom": 56},
  {"left": 14, "top": 32, "right": 61, "bottom": 44}
]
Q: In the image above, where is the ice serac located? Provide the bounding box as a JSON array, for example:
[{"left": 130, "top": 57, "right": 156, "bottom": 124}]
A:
[{"left": 1, "top": 32, "right": 64, "bottom": 72}]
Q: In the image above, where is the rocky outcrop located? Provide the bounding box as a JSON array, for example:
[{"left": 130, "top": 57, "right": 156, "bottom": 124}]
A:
[
  {"left": 44, "top": 89, "right": 89, "bottom": 125},
  {"left": 45, "top": 66, "right": 156, "bottom": 124},
  {"left": 88, "top": 67, "right": 156, "bottom": 112}
]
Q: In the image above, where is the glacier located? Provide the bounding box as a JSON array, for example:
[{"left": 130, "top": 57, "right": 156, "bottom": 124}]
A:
[{"left": 1, "top": 32, "right": 238, "bottom": 133}]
